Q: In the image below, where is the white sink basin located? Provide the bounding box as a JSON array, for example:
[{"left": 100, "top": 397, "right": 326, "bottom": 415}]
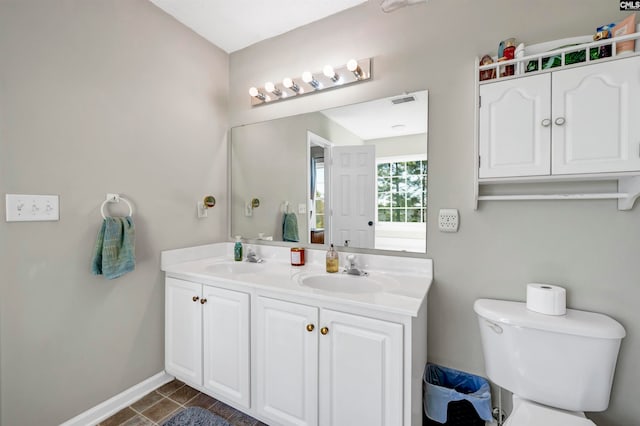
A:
[
  {"left": 206, "top": 261, "right": 263, "bottom": 274},
  {"left": 300, "top": 273, "right": 392, "bottom": 294}
]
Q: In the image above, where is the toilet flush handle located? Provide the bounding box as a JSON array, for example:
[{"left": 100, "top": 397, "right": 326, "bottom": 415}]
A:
[{"left": 485, "top": 319, "right": 503, "bottom": 334}]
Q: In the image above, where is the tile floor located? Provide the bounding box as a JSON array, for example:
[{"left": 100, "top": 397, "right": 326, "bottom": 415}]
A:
[{"left": 98, "top": 379, "right": 267, "bottom": 426}]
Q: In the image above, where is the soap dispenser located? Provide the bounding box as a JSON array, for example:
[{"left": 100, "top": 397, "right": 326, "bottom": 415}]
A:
[
  {"left": 234, "top": 236, "right": 243, "bottom": 261},
  {"left": 326, "top": 244, "right": 339, "bottom": 273}
]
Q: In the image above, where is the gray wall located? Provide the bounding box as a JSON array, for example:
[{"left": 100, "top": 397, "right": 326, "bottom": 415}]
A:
[
  {"left": 229, "top": 1, "right": 638, "bottom": 424},
  {"left": 231, "top": 112, "right": 361, "bottom": 241},
  {"left": 0, "top": 1, "right": 228, "bottom": 424}
]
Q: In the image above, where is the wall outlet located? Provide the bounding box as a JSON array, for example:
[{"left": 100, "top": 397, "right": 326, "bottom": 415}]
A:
[
  {"left": 6, "top": 194, "right": 60, "bottom": 222},
  {"left": 438, "top": 208, "right": 459, "bottom": 232}
]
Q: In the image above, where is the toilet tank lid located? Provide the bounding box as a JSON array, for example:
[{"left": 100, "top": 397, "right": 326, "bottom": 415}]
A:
[{"left": 474, "top": 299, "right": 626, "bottom": 339}]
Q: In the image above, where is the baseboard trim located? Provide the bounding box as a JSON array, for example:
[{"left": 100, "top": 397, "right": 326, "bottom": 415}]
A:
[{"left": 59, "top": 371, "right": 174, "bottom": 426}]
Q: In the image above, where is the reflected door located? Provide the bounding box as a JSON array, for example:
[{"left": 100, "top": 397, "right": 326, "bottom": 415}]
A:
[{"left": 331, "top": 145, "right": 376, "bottom": 248}]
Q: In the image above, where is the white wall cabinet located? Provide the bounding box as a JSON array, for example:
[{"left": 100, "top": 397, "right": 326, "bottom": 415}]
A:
[
  {"left": 254, "top": 296, "right": 403, "bottom": 426},
  {"left": 165, "top": 277, "right": 250, "bottom": 408},
  {"left": 479, "top": 73, "right": 551, "bottom": 178},
  {"left": 479, "top": 55, "right": 640, "bottom": 179}
]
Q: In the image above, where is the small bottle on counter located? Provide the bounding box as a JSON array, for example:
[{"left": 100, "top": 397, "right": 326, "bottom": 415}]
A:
[
  {"left": 291, "top": 247, "right": 305, "bottom": 266},
  {"left": 234, "top": 236, "right": 243, "bottom": 261},
  {"left": 326, "top": 244, "right": 339, "bottom": 273}
]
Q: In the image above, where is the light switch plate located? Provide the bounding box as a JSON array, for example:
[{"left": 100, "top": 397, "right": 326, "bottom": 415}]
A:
[{"left": 6, "top": 194, "right": 59, "bottom": 222}]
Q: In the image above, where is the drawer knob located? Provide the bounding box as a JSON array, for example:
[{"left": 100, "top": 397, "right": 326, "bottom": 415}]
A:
[
  {"left": 541, "top": 118, "right": 551, "bottom": 127},
  {"left": 554, "top": 117, "right": 566, "bottom": 126},
  {"left": 320, "top": 327, "right": 329, "bottom": 335},
  {"left": 192, "top": 296, "right": 199, "bottom": 302},
  {"left": 306, "top": 324, "right": 315, "bottom": 332},
  {"left": 200, "top": 298, "right": 207, "bottom": 304}
]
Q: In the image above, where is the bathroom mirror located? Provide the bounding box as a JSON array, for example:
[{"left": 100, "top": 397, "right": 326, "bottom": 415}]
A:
[{"left": 231, "top": 90, "right": 428, "bottom": 253}]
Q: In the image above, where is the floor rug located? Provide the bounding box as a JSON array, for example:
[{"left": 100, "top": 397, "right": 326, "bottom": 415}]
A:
[{"left": 162, "top": 407, "right": 232, "bottom": 426}]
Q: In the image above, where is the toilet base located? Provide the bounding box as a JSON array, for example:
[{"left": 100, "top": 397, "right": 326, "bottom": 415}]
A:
[{"left": 503, "top": 395, "right": 595, "bottom": 426}]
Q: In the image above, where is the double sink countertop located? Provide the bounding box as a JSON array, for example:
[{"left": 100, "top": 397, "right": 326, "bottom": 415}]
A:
[{"left": 161, "top": 243, "right": 432, "bottom": 317}]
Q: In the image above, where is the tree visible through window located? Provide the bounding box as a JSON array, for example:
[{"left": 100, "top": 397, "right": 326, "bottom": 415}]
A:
[{"left": 377, "top": 159, "right": 427, "bottom": 223}]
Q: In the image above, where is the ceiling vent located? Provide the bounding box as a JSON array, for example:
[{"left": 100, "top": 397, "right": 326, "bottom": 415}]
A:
[{"left": 391, "top": 95, "right": 416, "bottom": 105}]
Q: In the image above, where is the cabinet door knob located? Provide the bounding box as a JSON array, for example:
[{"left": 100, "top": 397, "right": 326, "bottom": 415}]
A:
[
  {"left": 554, "top": 117, "right": 566, "bottom": 126},
  {"left": 541, "top": 118, "right": 551, "bottom": 127},
  {"left": 192, "top": 296, "right": 200, "bottom": 302},
  {"left": 320, "top": 327, "right": 329, "bottom": 335},
  {"left": 306, "top": 324, "right": 315, "bottom": 332},
  {"left": 200, "top": 298, "right": 207, "bottom": 304}
]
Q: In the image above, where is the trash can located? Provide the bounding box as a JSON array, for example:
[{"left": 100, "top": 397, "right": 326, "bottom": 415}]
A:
[{"left": 423, "top": 363, "right": 493, "bottom": 426}]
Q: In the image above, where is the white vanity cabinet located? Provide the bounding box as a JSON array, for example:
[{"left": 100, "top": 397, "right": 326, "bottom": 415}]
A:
[
  {"left": 254, "top": 296, "right": 404, "bottom": 426},
  {"left": 165, "top": 277, "right": 250, "bottom": 408},
  {"left": 479, "top": 55, "right": 640, "bottom": 179},
  {"left": 254, "top": 297, "right": 318, "bottom": 426}
]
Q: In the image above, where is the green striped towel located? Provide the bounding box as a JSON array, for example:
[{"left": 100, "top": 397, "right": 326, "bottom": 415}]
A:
[{"left": 91, "top": 216, "right": 135, "bottom": 279}]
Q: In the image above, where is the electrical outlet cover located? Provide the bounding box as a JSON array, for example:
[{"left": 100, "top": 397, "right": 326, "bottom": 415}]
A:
[{"left": 438, "top": 208, "right": 459, "bottom": 232}]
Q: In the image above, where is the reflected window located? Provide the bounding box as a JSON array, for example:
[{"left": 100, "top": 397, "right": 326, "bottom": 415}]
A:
[{"left": 377, "top": 159, "right": 427, "bottom": 223}]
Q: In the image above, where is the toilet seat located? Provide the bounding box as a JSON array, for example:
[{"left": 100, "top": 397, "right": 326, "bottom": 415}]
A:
[{"left": 504, "top": 397, "right": 596, "bottom": 426}]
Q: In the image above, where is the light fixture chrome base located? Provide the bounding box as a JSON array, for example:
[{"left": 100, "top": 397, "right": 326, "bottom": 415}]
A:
[{"left": 250, "top": 58, "right": 372, "bottom": 106}]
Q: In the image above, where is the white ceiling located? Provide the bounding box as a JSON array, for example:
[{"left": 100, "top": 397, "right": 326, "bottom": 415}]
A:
[
  {"left": 321, "top": 91, "right": 427, "bottom": 141},
  {"left": 149, "top": 0, "right": 368, "bottom": 53}
]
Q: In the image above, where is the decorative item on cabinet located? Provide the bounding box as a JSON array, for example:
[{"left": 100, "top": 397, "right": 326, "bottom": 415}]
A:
[{"left": 478, "top": 55, "right": 496, "bottom": 81}]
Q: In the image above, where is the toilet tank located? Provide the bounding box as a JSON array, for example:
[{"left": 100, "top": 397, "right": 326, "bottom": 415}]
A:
[{"left": 474, "top": 299, "right": 625, "bottom": 412}]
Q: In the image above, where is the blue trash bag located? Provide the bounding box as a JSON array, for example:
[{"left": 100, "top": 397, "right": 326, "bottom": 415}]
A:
[{"left": 423, "top": 363, "right": 493, "bottom": 423}]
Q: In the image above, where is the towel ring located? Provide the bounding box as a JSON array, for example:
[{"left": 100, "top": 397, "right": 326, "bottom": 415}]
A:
[{"left": 101, "top": 194, "right": 133, "bottom": 219}]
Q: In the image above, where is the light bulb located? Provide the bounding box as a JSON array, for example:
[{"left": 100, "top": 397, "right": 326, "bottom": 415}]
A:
[
  {"left": 323, "top": 65, "right": 335, "bottom": 78},
  {"left": 302, "top": 71, "right": 313, "bottom": 83},
  {"left": 249, "top": 87, "right": 259, "bottom": 97},
  {"left": 283, "top": 77, "right": 294, "bottom": 88},
  {"left": 302, "top": 71, "right": 320, "bottom": 89},
  {"left": 347, "top": 58, "right": 363, "bottom": 79},
  {"left": 264, "top": 81, "right": 281, "bottom": 97}
]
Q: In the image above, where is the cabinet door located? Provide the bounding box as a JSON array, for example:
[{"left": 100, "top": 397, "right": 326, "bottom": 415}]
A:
[
  {"left": 165, "top": 278, "right": 202, "bottom": 385},
  {"left": 255, "top": 297, "right": 319, "bottom": 426},
  {"left": 319, "top": 309, "right": 403, "bottom": 426},
  {"left": 202, "top": 285, "right": 250, "bottom": 408},
  {"left": 479, "top": 74, "right": 551, "bottom": 178},
  {"left": 552, "top": 56, "right": 640, "bottom": 174}
]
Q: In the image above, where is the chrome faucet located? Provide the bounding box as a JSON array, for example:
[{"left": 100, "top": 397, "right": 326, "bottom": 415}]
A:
[
  {"left": 344, "top": 254, "right": 367, "bottom": 276},
  {"left": 245, "top": 248, "right": 263, "bottom": 263}
]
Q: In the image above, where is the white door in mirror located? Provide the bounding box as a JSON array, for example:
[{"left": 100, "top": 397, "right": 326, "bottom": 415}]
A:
[{"left": 438, "top": 208, "right": 459, "bottom": 232}]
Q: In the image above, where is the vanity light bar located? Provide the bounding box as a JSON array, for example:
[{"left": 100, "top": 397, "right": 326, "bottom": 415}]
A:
[{"left": 249, "top": 58, "right": 372, "bottom": 106}]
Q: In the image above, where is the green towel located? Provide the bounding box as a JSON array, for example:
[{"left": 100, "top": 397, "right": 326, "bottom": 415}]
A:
[
  {"left": 282, "top": 212, "right": 299, "bottom": 242},
  {"left": 91, "top": 216, "right": 135, "bottom": 279}
]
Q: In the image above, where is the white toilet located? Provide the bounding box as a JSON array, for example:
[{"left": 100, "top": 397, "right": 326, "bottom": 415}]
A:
[{"left": 474, "top": 298, "right": 626, "bottom": 425}]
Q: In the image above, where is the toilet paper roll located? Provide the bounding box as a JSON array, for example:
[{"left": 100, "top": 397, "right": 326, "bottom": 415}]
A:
[{"left": 526, "top": 283, "right": 566, "bottom": 316}]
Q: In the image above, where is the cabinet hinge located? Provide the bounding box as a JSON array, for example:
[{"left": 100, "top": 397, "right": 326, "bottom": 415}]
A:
[
  {"left": 478, "top": 155, "right": 481, "bottom": 168},
  {"left": 478, "top": 96, "right": 481, "bottom": 108}
]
